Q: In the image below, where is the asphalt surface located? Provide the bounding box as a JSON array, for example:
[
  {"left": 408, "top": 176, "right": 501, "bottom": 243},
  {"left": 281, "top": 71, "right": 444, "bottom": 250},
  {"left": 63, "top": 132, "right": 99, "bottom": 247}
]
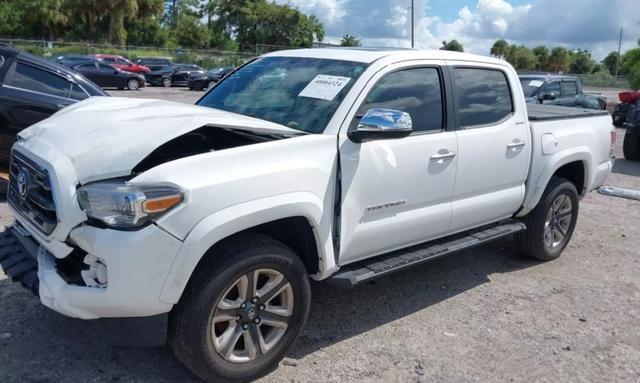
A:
[{"left": 1, "top": 86, "right": 639, "bottom": 382}]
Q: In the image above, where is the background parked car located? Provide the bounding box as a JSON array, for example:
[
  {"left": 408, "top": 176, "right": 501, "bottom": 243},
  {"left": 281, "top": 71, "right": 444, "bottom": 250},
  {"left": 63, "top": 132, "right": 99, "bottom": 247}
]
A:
[
  {"left": 71, "top": 61, "right": 145, "bottom": 90},
  {"left": 54, "top": 54, "right": 97, "bottom": 68},
  {"left": 519, "top": 74, "right": 606, "bottom": 109},
  {"left": 135, "top": 57, "right": 173, "bottom": 71},
  {"left": 187, "top": 67, "right": 235, "bottom": 90},
  {"left": 0, "top": 44, "right": 107, "bottom": 175},
  {"left": 93, "top": 54, "right": 150, "bottom": 74},
  {"left": 146, "top": 63, "right": 205, "bottom": 87},
  {"left": 612, "top": 91, "right": 640, "bottom": 126}
]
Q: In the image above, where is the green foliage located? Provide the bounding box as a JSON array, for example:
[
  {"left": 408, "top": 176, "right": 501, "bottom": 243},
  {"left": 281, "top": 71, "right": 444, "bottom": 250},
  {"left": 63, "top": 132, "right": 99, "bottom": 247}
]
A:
[
  {"left": 602, "top": 52, "right": 620, "bottom": 75},
  {"left": 340, "top": 34, "right": 361, "bottom": 47},
  {"left": 532, "top": 46, "right": 549, "bottom": 71},
  {"left": 504, "top": 45, "right": 536, "bottom": 70},
  {"left": 490, "top": 39, "right": 509, "bottom": 58},
  {"left": 440, "top": 40, "right": 463, "bottom": 52},
  {"left": 568, "top": 49, "right": 595, "bottom": 74}
]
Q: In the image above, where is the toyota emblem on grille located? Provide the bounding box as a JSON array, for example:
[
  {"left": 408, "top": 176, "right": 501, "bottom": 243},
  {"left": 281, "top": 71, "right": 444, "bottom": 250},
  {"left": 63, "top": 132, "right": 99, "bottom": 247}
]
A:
[{"left": 17, "top": 168, "right": 30, "bottom": 198}]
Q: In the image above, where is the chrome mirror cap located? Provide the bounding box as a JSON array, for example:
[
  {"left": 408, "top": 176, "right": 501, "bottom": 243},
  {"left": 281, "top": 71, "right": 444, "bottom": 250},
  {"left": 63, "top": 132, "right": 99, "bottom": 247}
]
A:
[{"left": 349, "top": 108, "right": 413, "bottom": 143}]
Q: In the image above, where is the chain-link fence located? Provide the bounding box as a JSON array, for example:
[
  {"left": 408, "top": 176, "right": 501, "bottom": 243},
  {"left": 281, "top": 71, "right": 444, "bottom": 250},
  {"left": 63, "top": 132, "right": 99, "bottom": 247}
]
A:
[{"left": 0, "top": 38, "right": 257, "bottom": 68}]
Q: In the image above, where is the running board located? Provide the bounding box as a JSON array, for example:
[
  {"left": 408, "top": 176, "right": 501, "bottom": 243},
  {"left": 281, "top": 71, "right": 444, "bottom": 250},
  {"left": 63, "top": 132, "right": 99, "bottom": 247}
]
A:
[{"left": 328, "top": 220, "right": 526, "bottom": 287}]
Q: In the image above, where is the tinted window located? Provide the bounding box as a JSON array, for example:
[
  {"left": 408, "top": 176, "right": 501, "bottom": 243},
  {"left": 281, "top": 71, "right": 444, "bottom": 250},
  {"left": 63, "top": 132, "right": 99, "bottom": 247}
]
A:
[
  {"left": 102, "top": 57, "right": 115, "bottom": 63},
  {"left": 69, "top": 84, "right": 88, "bottom": 101},
  {"left": 363, "top": 67, "right": 443, "bottom": 132},
  {"left": 116, "top": 58, "right": 129, "bottom": 65},
  {"left": 454, "top": 68, "right": 513, "bottom": 127},
  {"left": 546, "top": 81, "right": 560, "bottom": 94},
  {"left": 562, "top": 81, "right": 578, "bottom": 97},
  {"left": 5, "top": 62, "right": 70, "bottom": 98},
  {"left": 76, "top": 63, "right": 97, "bottom": 70},
  {"left": 0, "top": 56, "right": 4, "bottom": 69},
  {"left": 98, "top": 63, "right": 115, "bottom": 72}
]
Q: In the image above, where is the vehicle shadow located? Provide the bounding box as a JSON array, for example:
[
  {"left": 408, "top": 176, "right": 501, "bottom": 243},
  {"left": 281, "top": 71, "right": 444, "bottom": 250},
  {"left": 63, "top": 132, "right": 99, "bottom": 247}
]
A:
[
  {"left": 612, "top": 158, "right": 640, "bottom": 177},
  {"left": 0, "top": 238, "right": 539, "bottom": 382}
]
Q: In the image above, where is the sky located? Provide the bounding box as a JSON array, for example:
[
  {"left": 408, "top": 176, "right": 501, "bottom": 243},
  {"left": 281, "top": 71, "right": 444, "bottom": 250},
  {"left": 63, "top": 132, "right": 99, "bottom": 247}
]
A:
[{"left": 276, "top": 0, "right": 640, "bottom": 61}]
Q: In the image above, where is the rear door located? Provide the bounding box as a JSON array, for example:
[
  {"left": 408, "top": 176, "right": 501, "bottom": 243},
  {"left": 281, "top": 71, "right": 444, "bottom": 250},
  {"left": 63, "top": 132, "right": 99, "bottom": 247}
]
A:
[
  {"left": 448, "top": 64, "right": 531, "bottom": 232},
  {"left": 338, "top": 61, "right": 458, "bottom": 264},
  {"left": 97, "top": 63, "right": 119, "bottom": 87}
]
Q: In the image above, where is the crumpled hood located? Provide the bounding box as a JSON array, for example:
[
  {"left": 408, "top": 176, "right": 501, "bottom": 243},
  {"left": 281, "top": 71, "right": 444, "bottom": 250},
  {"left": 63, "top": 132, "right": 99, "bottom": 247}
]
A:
[{"left": 19, "top": 97, "right": 298, "bottom": 184}]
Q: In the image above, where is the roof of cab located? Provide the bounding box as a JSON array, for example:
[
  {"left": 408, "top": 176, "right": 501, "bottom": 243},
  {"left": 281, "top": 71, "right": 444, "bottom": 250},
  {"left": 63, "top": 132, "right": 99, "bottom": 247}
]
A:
[
  {"left": 519, "top": 73, "right": 577, "bottom": 81},
  {"left": 264, "top": 47, "right": 507, "bottom": 66}
]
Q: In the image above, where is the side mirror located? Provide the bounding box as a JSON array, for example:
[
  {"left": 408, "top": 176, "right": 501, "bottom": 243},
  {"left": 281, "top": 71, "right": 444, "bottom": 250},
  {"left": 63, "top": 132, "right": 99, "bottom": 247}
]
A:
[
  {"left": 540, "top": 92, "right": 557, "bottom": 101},
  {"left": 348, "top": 108, "right": 413, "bottom": 143}
]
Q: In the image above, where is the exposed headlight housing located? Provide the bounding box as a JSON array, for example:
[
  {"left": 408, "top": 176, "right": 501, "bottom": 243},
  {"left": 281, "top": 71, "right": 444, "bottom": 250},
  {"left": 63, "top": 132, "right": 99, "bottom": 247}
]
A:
[{"left": 77, "top": 181, "right": 184, "bottom": 229}]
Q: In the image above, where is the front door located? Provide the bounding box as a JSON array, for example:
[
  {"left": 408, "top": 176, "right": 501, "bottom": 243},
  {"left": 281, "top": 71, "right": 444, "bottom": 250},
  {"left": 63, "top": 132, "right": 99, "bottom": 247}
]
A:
[
  {"left": 448, "top": 64, "right": 531, "bottom": 232},
  {"left": 338, "top": 64, "right": 458, "bottom": 265}
]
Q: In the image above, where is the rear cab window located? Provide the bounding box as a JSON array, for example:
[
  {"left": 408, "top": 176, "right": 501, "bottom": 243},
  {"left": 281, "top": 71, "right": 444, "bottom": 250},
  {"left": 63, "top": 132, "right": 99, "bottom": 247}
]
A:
[
  {"left": 562, "top": 81, "right": 578, "bottom": 97},
  {"left": 453, "top": 67, "right": 513, "bottom": 127}
]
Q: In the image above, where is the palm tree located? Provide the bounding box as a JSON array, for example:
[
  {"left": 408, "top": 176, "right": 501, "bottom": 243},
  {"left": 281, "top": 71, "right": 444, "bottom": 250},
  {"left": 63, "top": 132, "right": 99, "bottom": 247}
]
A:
[
  {"left": 25, "top": 0, "right": 69, "bottom": 40},
  {"left": 440, "top": 40, "right": 463, "bottom": 52},
  {"left": 340, "top": 34, "right": 361, "bottom": 47},
  {"left": 490, "top": 39, "right": 509, "bottom": 58}
]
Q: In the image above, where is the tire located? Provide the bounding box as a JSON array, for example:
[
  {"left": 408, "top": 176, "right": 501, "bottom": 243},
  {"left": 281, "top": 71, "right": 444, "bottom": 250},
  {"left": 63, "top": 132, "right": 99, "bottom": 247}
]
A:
[
  {"left": 163, "top": 77, "right": 172, "bottom": 88},
  {"left": 169, "top": 233, "right": 311, "bottom": 383},
  {"left": 127, "top": 78, "right": 140, "bottom": 91},
  {"left": 612, "top": 113, "right": 626, "bottom": 127},
  {"left": 623, "top": 131, "right": 640, "bottom": 161},
  {"left": 516, "top": 176, "right": 579, "bottom": 261}
]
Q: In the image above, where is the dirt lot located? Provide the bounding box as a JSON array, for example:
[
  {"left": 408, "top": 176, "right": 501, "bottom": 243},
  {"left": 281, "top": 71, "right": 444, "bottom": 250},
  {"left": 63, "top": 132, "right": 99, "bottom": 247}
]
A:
[{"left": 1, "top": 87, "right": 639, "bottom": 382}]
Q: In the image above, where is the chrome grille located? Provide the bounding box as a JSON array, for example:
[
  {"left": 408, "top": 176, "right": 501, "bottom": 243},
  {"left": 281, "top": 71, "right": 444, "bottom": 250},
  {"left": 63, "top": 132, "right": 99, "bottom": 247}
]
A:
[{"left": 7, "top": 152, "right": 58, "bottom": 235}]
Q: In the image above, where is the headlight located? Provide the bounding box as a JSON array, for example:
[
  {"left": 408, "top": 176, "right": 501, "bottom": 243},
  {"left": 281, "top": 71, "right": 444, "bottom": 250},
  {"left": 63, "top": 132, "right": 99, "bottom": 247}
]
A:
[{"left": 77, "top": 181, "right": 184, "bottom": 229}]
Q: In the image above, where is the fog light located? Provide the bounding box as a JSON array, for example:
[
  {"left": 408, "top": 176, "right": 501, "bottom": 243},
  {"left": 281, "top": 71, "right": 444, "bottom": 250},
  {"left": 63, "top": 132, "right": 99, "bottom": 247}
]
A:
[{"left": 81, "top": 254, "right": 108, "bottom": 288}]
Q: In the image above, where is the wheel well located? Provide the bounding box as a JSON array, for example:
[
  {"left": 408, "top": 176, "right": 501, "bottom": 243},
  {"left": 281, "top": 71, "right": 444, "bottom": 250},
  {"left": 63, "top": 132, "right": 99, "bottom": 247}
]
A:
[
  {"left": 553, "top": 161, "right": 585, "bottom": 195},
  {"left": 203, "top": 217, "right": 319, "bottom": 275}
]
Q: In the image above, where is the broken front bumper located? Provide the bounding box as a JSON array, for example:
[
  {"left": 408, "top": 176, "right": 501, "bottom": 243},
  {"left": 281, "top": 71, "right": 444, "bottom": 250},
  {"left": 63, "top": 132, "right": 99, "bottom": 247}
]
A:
[{"left": 0, "top": 221, "right": 181, "bottom": 320}]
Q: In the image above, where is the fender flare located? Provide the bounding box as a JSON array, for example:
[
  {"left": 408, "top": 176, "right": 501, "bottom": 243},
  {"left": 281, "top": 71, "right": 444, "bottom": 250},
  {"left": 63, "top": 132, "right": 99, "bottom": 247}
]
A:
[
  {"left": 159, "top": 192, "right": 332, "bottom": 304},
  {"left": 518, "top": 147, "right": 593, "bottom": 216}
]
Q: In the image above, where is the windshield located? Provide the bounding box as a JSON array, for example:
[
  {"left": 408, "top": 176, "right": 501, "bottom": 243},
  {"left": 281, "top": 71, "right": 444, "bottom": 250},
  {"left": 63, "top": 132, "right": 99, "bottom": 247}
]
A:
[
  {"left": 197, "top": 57, "right": 368, "bottom": 134},
  {"left": 520, "top": 77, "right": 545, "bottom": 98}
]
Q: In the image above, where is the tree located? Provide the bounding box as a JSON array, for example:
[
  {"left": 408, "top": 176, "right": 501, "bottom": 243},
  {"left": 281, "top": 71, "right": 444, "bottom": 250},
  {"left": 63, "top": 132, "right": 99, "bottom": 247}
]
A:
[
  {"left": 440, "top": 40, "right": 463, "bottom": 52},
  {"left": 504, "top": 45, "right": 536, "bottom": 70},
  {"left": 532, "top": 46, "right": 549, "bottom": 71},
  {"left": 23, "top": 0, "right": 69, "bottom": 40},
  {"left": 490, "top": 39, "right": 509, "bottom": 58},
  {"left": 547, "top": 47, "right": 570, "bottom": 73},
  {"left": 569, "top": 50, "right": 595, "bottom": 74},
  {"left": 340, "top": 34, "right": 361, "bottom": 47},
  {"left": 602, "top": 52, "right": 620, "bottom": 75}
]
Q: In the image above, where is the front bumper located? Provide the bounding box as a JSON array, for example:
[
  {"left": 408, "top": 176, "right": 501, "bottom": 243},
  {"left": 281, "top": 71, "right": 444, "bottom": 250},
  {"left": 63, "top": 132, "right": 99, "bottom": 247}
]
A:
[{"left": 0, "top": 221, "right": 181, "bottom": 320}]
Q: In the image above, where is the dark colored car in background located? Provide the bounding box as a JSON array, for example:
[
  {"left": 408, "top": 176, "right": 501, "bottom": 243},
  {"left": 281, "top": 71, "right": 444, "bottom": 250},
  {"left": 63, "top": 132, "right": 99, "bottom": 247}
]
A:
[
  {"left": 146, "top": 63, "right": 206, "bottom": 87},
  {"left": 71, "top": 61, "right": 145, "bottom": 90},
  {"left": 0, "top": 44, "right": 107, "bottom": 176},
  {"left": 519, "top": 74, "right": 606, "bottom": 110},
  {"left": 135, "top": 57, "right": 173, "bottom": 72},
  {"left": 54, "top": 54, "right": 97, "bottom": 68},
  {"left": 187, "top": 67, "right": 235, "bottom": 90},
  {"left": 94, "top": 54, "right": 150, "bottom": 74}
]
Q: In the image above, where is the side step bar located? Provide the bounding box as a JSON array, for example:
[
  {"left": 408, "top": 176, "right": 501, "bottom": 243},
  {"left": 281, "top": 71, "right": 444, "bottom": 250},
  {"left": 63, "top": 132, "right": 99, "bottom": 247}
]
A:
[{"left": 328, "top": 220, "right": 526, "bottom": 287}]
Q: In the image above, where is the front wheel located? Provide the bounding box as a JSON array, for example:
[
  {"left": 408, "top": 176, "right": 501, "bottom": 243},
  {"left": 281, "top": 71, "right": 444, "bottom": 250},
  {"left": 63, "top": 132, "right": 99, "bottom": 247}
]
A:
[
  {"left": 623, "top": 131, "right": 640, "bottom": 161},
  {"left": 169, "top": 234, "right": 311, "bottom": 383},
  {"left": 516, "top": 176, "right": 579, "bottom": 261},
  {"left": 127, "top": 78, "right": 140, "bottom": 90},
  {"left": 163, "top": 77, "right": 172, "bottom": 88}
]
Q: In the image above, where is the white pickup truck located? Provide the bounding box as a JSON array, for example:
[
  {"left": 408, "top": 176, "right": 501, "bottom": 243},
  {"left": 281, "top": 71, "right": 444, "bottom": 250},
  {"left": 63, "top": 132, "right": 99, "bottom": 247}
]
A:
[{"left": 0, "top": 48, "right": 614, "bottom": 382}]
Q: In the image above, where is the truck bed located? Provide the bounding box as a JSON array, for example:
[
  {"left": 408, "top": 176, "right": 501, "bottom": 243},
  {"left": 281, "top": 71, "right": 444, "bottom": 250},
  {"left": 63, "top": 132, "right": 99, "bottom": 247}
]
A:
[{"left": 527, "top": 104, "right": 609, "bottom": 121}]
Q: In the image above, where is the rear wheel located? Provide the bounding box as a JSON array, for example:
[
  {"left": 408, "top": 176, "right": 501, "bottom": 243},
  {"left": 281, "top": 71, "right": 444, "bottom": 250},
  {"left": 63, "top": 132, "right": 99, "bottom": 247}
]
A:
[
  {"left": 169, "top": 234, "right": 311, "bottom": 383},
  {"left": 163, "top": 77, "right": 172, "bottom": 88},
  {"left": 623, "top": 131, "right": 640, "bottom": 161},
  {"left": 516, "top": 176, "right": 579, "bottom": 261}
]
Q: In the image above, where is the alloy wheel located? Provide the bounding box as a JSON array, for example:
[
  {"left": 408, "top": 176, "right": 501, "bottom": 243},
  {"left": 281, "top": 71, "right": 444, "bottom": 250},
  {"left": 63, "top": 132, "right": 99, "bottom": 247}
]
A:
[
  {"left": 543, "top": 193, "right": 573, "bottom": 249},
  {"left": 127, "top": 79, "right": 139, "bottom": 90},
  {"left": 210, "top": 268, "right": 293, "bottom": 363},
  {"left": 163, "top": 78, "right": 172, "bottom": 87}
]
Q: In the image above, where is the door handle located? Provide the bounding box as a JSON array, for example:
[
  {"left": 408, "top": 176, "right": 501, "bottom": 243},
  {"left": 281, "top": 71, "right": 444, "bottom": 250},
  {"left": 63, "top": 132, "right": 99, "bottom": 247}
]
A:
[
  {"left": 430, "top": 150, "right": 456, "bottom": 161},
  {"left": 507, "top": 140, "right": 526, "bottom": 150}
]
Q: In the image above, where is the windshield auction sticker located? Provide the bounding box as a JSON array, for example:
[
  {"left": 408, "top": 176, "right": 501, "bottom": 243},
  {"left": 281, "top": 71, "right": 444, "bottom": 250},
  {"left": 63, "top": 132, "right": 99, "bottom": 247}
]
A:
[
  {"left": 299, "top": 75, "right": 351, "bottom": 101},
  {"left": 528, "top": 80, "right": 544, "bottom": 87}
]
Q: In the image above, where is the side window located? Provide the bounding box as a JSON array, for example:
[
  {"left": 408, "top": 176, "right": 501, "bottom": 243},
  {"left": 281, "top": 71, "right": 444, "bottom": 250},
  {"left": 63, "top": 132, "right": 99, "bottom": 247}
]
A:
[
  {"left": 546, "top": 81, "right": 560, "bottom": 95},
  {"left": 102, "top": 57, "right": 115, "bottom": 63},
  {"left": 77, "top": 63, "right": 96, "bottom": 70},
  {"left": 4, "top": 62, "right": 70, "bottom": 98},
  {"left": 116, "top": 58, "right": 129, "bottom": 65},
  {"left": 362, "top": 67, "right": 444, "bottom": 132},
  {"left": 562, "top": 81, "right": 578, "bottom": 97},
  {"left": 69, "top": 84, "right": 89, "bottom": 101},
  {"left": 98, "top": 63, "right": 114, "bottom": 72},
  {"left": 0, "top": 55, "right": 4, "bottom": 69},
  {"left": 453, "top": 68, "right": 513, "bottom": 127}
]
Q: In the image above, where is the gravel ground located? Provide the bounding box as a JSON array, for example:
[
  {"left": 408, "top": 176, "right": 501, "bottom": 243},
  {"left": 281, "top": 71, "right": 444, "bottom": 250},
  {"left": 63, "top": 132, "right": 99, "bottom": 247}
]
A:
[{"left": 1, "top": 87, "right": 639, "bottom": 383}]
